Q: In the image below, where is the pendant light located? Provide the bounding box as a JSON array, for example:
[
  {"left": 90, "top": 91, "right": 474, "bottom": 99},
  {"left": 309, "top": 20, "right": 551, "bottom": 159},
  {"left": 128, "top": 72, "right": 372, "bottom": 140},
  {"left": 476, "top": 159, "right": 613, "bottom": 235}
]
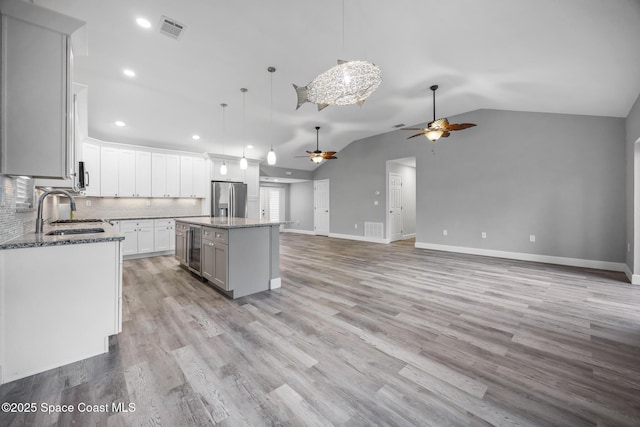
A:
[
  {"left": 267, "top": 66, "right": 277, "bottom": 165},
  {"left": 239, "top": 88, "right": 248, "bottom": 170},
  {"left": 220, "top": 103, "right": 228, "bottom": 176}
]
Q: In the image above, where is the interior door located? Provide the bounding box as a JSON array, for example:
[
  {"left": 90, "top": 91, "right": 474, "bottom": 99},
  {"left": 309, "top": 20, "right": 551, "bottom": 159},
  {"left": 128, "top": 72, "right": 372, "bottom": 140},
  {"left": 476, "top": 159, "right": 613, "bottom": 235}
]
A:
[
  {"left": 314, "top": 179, "right": 330, "bottom": 236},
  {"left": 389, "top": 173, "right": 403, "bottom": 241},
  {"left": 260, "top": 187, "right": 284, "bottom": 222}
]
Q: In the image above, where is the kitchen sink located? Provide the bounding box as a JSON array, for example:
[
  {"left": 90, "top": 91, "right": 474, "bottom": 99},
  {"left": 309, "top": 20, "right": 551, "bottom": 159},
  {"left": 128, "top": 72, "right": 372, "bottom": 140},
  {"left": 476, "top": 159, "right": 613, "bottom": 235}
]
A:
[
  {"left": 46, "top": 227, "right": 105, "bottom": 236},
  {"left": 50, "top": 218, "right": 104, "bottom": 224}
]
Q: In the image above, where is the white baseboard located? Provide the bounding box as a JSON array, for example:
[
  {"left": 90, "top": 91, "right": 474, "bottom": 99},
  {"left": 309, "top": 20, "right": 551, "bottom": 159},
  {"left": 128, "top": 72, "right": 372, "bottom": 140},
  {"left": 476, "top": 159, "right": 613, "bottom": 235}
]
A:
[
  {"left": 123, "top": 250, "right": 174, "bottom": 260},
  {"left": 403, "top": 233, "right": 416, "bottom": 240},
  {"left": 282, "top": 228, "right": 315, "bottom": 235},
  {"left": 329, "top": 233, "right": 390, "bottom": 244},
  {"left": 414, "top": 242, "right": 627, "bottom": 274},
  {"left": 270, "top": 277, "right": 282, "bottom": 289}
]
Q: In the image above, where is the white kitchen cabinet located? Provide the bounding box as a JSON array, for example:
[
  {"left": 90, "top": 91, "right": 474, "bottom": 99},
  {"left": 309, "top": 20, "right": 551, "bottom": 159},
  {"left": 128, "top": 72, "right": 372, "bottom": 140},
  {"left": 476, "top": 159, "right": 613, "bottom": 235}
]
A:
[
  {"left": 135, "top": 151, "right": 152, "bottom": 197},
  {"left": 118, "top": 149, "right": 136, "bottom": 197},
  {"left": 100, "top": 146, "right": 119, "bottom": 196},
  {"left": 180, "top": 156, "right": 206, "bottom": 198},
  {"left": 82, "top": 141, "right": 100, "bottom": 196},
  {"left": 120, "top": 220, "right": 154, "bottom": 256},
  {"left": 152, "top": 153, "right": 180, "bottom": 197},
  {"left": 0, "top": 0, "right": 84, "bottom": 178},
  {"left": 154, "top": 218, "right": 175, "bottom": 252},
  {"left": 117, "top": 149, "right": 152, "bottom": 198}
]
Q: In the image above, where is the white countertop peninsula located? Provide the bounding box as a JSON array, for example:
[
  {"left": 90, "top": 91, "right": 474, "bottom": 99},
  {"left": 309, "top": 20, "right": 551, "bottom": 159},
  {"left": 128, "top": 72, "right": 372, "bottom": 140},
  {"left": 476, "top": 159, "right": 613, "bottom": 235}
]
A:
[{"left": 0, "top": 221, "right": 124, "bottom": 384}]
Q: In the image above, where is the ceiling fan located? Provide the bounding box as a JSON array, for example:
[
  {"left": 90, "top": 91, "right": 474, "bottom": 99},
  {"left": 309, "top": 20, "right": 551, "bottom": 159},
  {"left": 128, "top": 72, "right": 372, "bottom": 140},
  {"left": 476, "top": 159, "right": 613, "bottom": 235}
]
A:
[
  {"left": 297, "top": 126, "right": 337, "bottom": 164},
  {"left": 402, "top": 85, "right": 476, "bottom": 141}
]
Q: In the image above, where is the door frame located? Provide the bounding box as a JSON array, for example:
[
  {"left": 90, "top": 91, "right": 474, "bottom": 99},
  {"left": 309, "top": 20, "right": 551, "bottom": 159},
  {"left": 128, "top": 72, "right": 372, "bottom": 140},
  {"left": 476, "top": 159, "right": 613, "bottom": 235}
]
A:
[
  {"left": 388, "top": 172, "right": 403, "bottom": 242},
  {"left": 314, "top": 179, "right": 330, "bottom": 236}
]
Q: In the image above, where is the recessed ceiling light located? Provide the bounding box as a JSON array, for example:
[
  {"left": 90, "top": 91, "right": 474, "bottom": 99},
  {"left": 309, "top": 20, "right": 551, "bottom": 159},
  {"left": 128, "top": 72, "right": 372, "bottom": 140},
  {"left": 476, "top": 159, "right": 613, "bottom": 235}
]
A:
[
  {"left": 123, "top": 69, "right": 136, "bottom": 77},
  {"left": 136, "top": 17, "right": 151, "bottom": 28},
  {"left": 192, "top": 134, "right": 200, "bottom": 140},
  {"left": 115, "top": 121, "right": 126, "bottom": 127},
  {"left": 247, "top": 144, "right": 254, "bottom": 149}
]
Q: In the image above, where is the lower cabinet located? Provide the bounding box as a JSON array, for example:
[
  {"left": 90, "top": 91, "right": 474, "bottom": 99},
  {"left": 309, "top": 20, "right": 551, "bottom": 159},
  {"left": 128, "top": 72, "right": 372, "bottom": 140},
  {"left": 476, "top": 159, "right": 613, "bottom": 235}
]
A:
[
  {"left": 153, "top": 219, "right": 175, "bottom": 252},
  {"left": 202, "top": 227, "right": 228, "bottom": 290},
  {"left": 175, "top": 222, "right": 188, "bottom": 265},
  {"left": 120, "top": 220, "right": 154, "bottom": 256}
]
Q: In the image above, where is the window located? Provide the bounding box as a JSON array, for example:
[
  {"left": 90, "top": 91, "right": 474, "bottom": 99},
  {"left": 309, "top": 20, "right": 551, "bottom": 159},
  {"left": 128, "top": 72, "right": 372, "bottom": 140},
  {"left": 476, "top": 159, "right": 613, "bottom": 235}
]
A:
[{"left": 15, "top": 176, "right": 34, "bottom": 209}]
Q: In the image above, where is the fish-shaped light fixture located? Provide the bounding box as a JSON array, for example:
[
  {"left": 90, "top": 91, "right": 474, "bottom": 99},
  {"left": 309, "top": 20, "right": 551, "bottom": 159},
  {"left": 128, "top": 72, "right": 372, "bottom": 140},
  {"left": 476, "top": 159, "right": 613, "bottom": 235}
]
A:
[{"left": 293, "top": 60, "right": 382, "bottom": 111}]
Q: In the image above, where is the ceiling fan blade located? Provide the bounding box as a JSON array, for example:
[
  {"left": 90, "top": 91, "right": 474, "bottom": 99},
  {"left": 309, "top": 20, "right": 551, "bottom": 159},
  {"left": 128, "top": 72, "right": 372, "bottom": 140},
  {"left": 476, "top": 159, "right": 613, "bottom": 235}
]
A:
[
  {"left": 325, "top": 156, "right": 337, "bottom": 160},
  {"left": 406, "top": 132, "right": 426, "bottom": 139},
  {"left": 321, "top": 151, "right": 337, "bottom": 158},
  {"left": 444, "top": 123, "right": 477, "bottom": 131},
  {"left": 441, "top": 131, "right": 451, "bottom": 138}
]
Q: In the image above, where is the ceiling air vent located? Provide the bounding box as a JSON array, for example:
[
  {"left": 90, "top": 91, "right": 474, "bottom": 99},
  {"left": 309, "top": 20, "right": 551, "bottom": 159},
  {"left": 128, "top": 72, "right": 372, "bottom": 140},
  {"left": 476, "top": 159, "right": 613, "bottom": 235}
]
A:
[
  {"left": 393, "top": 123, "right": 405, "bottom": 128},
  {"left": 159, "top": 16, "right": 186, "bottom": 40}
]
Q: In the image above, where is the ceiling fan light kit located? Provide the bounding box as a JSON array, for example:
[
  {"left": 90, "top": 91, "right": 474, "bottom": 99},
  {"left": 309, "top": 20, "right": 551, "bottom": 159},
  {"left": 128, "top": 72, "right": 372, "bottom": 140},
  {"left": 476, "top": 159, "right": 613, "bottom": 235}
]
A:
[
  {"left": 402, "top": 84, "right": 477, "bottom": 142},
  {"left": 297, "top": 126, "right": 337, "bottom": 163}
]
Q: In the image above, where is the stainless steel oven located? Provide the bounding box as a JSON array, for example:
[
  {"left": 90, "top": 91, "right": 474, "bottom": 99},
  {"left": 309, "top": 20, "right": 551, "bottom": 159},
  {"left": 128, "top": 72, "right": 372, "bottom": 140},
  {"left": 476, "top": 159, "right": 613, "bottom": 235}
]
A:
[{"left": 186, "top": 224, "right": 202, "bottom": 275}]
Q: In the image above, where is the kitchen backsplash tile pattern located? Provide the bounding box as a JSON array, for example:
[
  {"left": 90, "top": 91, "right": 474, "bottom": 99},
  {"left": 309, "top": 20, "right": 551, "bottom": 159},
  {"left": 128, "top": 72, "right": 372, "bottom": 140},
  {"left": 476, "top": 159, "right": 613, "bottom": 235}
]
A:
[
  {"left": 0, "top": 175, "right": 36, "bottom": 243},
  {"left": 64, "top": 197, "right": 203, "bottom": 220}
]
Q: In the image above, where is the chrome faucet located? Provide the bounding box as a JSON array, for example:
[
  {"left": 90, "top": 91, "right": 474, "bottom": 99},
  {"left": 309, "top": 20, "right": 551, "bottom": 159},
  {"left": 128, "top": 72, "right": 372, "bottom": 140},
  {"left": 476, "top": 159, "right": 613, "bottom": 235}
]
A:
[{"left": 36, "top": 189, "right": 77, "bottom": 234}]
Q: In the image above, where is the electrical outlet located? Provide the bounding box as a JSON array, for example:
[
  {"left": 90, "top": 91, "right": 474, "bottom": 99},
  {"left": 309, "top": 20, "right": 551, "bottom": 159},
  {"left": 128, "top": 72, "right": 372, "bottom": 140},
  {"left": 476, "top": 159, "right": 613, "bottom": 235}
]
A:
[
  {"left": 85, "top": 199, "right": 92, "bottom": 207},
  {"left": 443, "top": 229, "right": 448, "bottom": 236},
  {"left": 191, "top": 199, "right": 196, "bottom": 206},
  {"left": 374, "top": 200, "right": 378, "bottom": 206},
  {"left": 529, "top": 234, "right": 536, "bottom": 243},
  {"left": 146, "top": 200, "right": 151, "bottom": 207},
  {"left": 355, "top": 223, "right": 358, "bottom": 229},
  {"left": 481, "top": 232, "right": 487, "bottom": 239}
]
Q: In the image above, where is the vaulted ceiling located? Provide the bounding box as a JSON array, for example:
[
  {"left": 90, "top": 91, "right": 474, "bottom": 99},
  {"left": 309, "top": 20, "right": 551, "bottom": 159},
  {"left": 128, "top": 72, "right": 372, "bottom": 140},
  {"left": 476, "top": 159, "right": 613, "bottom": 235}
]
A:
[{"left": 36, "top": 0, "right": 640, "bottom": 170}]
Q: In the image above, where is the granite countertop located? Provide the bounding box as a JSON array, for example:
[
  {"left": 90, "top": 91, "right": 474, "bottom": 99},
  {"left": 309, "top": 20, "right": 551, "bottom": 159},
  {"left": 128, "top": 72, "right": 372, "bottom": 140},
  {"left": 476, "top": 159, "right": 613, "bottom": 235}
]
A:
[
  {"left": 109, "top": 214, "right": 209, "bottom": 221},
  {"left": 175, "top": 217, "right": 287, "bottom": 229},
  {"left": 0, "top": 221, "right": 124, "bottom": 250}
]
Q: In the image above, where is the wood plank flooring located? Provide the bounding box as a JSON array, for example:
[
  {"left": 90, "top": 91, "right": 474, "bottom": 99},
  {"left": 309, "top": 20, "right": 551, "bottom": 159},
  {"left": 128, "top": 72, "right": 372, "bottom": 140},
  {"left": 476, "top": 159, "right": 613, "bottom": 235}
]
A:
[{"left": 2, "top": 233, "right": 640, "bottom": 426}]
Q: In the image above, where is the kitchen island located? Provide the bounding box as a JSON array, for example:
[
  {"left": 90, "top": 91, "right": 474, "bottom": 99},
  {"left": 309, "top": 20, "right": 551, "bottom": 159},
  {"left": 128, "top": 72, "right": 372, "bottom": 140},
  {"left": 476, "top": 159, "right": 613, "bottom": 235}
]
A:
[
  {"left": 175, "top": 217, "right": 284, "bottom": 299},
  {"left": 0, "top": 221, "right": 124, "bottom": 384}
]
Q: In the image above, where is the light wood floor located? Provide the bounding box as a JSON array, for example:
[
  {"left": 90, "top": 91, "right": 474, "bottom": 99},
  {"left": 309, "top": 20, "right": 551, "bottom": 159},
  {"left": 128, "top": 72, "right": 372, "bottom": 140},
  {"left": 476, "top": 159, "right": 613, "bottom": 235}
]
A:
[{"left": 2, "top": 233, "right": 640, "bottom": 426}]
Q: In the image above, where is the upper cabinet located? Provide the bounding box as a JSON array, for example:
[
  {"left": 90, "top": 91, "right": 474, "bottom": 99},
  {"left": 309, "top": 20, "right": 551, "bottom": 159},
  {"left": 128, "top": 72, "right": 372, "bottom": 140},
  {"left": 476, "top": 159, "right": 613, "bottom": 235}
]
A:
[
  {"left": 152, "top": 153, "right": 180, "bottom": 197},
  {"left": 0, "top": 0, "right": 85, "bottom": 178},
  {"left": 180, "top": 156, "right": 206, "bottom": 198}
]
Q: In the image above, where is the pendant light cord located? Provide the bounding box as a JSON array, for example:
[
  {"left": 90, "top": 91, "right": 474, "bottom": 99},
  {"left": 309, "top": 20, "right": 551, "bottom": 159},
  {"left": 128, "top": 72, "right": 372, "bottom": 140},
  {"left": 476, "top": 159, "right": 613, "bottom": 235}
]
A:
[
  {"left": 220, "top": 103, "right": 227, "bottom": 155},
  {"left": 241, "top": 88, "right": 247, "bottom": 156}
]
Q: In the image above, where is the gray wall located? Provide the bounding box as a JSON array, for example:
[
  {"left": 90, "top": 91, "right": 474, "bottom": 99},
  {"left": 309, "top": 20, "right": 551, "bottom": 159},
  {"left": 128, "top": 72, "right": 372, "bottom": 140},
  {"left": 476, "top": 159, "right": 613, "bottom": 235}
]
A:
[
  {"left": 314, "top": 108, "right": 626, "bottom": 263},
  {"left": 388, "top": 162, "right": 416, "bottom": 237},
  {"left": 287, "top": 181, "right": 314, "bottom": 231},
  {"left": 626, "top": 92, "right": 640, "bottom": 272}
]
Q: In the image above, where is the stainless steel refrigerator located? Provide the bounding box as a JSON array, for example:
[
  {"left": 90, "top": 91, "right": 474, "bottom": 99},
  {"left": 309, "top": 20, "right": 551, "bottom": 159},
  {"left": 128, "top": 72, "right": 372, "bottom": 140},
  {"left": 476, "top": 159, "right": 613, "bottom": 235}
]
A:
[{"left": 211, "top": 181, "right": 248, "bottom": 218}]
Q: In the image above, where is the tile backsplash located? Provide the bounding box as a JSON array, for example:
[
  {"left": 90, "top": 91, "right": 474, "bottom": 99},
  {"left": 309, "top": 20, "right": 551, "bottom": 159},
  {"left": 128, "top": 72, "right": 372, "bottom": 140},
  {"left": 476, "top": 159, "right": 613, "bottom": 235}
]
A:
[
  {"left": 0, "top": 175, "right": 36, "bottom": 243},
  {"left": 58, "top": 196, "right": 204, "bottom": 220}
]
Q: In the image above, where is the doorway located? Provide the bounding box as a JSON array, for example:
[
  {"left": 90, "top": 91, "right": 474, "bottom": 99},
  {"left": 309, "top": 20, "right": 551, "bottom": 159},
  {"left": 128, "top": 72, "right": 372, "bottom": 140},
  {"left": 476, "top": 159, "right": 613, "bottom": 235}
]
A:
[
  {"left": 386, "top": 158, "right": 416, "bottom": 242},
  {"left": 260, "top": 186, "right": 285, "bottom": 223},
  {"left": 314, "top": 179, "right": 330, "bottom": 236}
]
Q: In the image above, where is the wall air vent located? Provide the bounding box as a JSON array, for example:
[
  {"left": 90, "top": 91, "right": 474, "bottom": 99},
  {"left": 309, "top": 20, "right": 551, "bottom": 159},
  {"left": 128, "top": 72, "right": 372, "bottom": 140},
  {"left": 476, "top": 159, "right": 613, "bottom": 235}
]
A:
[{"left": 159, "top": 16, "right": 186, "bottom": 40}]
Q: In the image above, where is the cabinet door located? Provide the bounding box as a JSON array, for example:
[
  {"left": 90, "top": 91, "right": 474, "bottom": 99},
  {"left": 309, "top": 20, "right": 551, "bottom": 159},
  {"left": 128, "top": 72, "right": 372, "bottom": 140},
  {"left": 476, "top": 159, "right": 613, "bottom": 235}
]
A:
[
  {"left": 118, "top": 149, "right": 136, "bottom": 197},
  {"left": 82, "top": 142, "right": 101, "bottom": 197},
  {"left": 100, "top": 146, "right": 119, "bottom": 196},
  {"left": 137, "top": 227, "right": 154, "bottom": 254},
  {"left": 154, "top": 226, "right": 171, "bottom": 251},
  {"left": 192, "top": 158, "right": 206, "bottom": 198},
  {"left": 202, "top": 240, "right": 215, "bottom": 281},
  {"left": 120, "top": 221, "right": 138, "bottom": 255},
  {"left": 135, "top": 151, "right": 152, "bottom": 197},
  {"left": 151, "top": 153, "right": 167, "bottom": 197},
  {"left": 0, "top": 14, "right": 73, "bottom": 178},
  {"left": 180, "top": 156, "right": 193, "bottom": 197},
  {"left": 168, "top": 221, "right": 176, "bottom": 250},
  {"left": 166, "top": 155, "right": 180, "bottom": 197},
  {"left": 212, "top": 243, "right": 228, "bottom": 290}
]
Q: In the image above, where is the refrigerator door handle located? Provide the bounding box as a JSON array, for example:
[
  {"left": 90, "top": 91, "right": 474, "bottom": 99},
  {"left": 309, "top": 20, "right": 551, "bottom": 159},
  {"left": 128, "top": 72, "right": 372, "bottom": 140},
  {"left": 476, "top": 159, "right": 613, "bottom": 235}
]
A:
[{"left": 230, "top": 184, "right": 235, "bottom": 218}]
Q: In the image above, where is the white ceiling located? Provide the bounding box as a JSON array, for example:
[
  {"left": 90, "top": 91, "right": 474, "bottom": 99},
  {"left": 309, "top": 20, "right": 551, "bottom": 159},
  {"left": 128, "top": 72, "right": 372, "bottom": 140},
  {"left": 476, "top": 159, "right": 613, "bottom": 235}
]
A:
[{"left": 35, "top": 0, "right": 640, "bottom": 171}]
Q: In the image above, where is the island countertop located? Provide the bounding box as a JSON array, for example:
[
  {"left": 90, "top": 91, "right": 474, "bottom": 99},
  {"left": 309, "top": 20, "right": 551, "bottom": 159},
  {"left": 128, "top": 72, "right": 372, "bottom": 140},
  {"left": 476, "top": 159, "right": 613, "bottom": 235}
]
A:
[{"left": 175, "top": 217, "right": 287, "bottom": 229}]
